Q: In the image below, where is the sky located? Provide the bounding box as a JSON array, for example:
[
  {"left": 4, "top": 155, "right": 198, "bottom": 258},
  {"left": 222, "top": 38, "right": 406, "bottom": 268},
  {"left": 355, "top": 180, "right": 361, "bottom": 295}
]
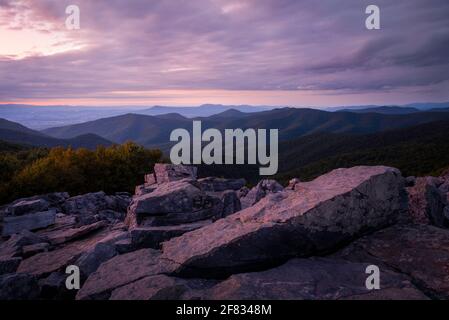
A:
[{"left": 0, "top": 0, "right": 448, "bottom": 107}]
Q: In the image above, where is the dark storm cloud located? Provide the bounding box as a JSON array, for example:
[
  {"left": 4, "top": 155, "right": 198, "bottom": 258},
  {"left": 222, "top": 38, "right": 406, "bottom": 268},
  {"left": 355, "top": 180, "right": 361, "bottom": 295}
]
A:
[{"left": 0, "top": 0, "right": 448, "bottom": 101}]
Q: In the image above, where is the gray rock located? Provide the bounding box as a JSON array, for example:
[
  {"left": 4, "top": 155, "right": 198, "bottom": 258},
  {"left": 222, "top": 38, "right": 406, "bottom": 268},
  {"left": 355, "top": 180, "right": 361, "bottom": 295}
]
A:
[
  {"left": 219, "top": 190, "right": 241, "bottom": 217},
  {"left": 0, "top": 257, "right": 22, "bottom": 275},
  {"left": 154, "top": 164, "right": 197, "bottom": 184},
  {"left": 335, "top": 224, "right": 449, "bottom": 299},
  {"left": 110, "top": 275, "right": 214, "bottom": 300},
  {"left": 76, "top": 249, "right": 174, "bottom": 300},
  {"left": 46, "top": 220, "right": 108, "bottom": 245},
  {"left": 126, "top": 180, "right": 222, "bottom": 228},
  {"left": 0, "top": 230, "right": 47, "bottom": 258},
  {"left": 198, "top": 177, "right": 246, "bottom": 192},
  {"left": 162, "top": 166, "right": 406, "bottom": 278},
  {"left": 0, "top": 273, "right": 40, "bottom": 300},
  {"left": 130, "top": 220, "right": 212, "bottom": 249},
  {"left": 17, "top": 244, "right": 84, "bottom": 277},
  {"left": 22, "top": 242, "right": 50, "bottom": 258},
  {"left": 407, "top": 176, "right": 448, "bottom": 227},
  {"left": 62, "top": 192, "right": 130, "bottom": 216},
  {"left": 200, "top": 258, "right": 427, "bottom": 300},
  {"left": 240, "top": 179, "right": 284, "bottom": 209},
  {"left": 144, "top": 173, "right": 156, "bottom": 185},
  {"left": 135, "top": 184, "right": 157, "bottom": 196},
  {"left": 6, "top": 199, "right": 49, "bottom": 216},
  {"left": 2, "top": 210, "right": 56, "bottom": 236},
  {"left": 75, "top": 243, "right": 118, "bottom": 280},
  {"left": 38, "top": 272, "right": 74, "bottom": 300},
  {"left": 17, "top": 229, "right": 114, "bottom": 277}
]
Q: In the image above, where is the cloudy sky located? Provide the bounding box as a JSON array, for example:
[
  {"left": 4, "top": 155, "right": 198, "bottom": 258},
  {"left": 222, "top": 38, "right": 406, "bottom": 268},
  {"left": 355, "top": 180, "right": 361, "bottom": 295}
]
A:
[{"left": 0, "top": 0, "right": 448, "bottom": 107}]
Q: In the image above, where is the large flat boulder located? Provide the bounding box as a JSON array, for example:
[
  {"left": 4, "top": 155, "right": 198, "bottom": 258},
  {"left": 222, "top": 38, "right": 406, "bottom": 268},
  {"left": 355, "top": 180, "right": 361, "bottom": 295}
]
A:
[
  {"left": 130, "top": 220, "right": 212, "bottom": 249},
  {"left": 335, "top": 224, "right": 449, "bottom": 299},
  {"left": 110, "top": 275, "right": 214, "bottom": 300},
  {"left": 46, "top": 220, "right": 108, "bottom": 245},
  {"left": 2, "top": 210, "right": 56, "bottom": 236},
  {"left": 17, "top": 228, "right": 116, "bottom": 277},
  {"left": 196, "top": 258, "right": 427, "bottom": 300},
  {"left": 76, "top": 249, "right": 174, "bottom": 300},
  {"left": 162, "top": 166, "right": 407, "bottom": 277}
]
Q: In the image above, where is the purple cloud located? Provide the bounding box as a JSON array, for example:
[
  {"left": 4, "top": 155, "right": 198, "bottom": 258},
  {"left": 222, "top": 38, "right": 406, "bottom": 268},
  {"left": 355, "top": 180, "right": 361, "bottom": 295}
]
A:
[{"left": 0, "top": 0, "right": 448, "bottom": 105}]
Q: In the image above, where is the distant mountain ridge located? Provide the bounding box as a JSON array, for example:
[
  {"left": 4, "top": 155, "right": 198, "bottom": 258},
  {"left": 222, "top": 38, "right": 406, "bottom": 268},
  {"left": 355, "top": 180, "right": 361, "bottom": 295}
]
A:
[
  {"left": 42, "top": 107, "right": 449, "bottom": 149},
  {"left": 2, "top": 102, "right": 449, "bottom": 129},
  {"left": 0, "top": 118, "right": 114, "bottom": 149},
  {"left": 337, "top": 106, "right": 420, "bottom": 115}
]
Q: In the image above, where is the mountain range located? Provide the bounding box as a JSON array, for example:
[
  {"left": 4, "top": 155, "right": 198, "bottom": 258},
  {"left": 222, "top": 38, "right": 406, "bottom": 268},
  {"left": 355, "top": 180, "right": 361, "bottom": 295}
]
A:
[
  {"left": 0, "top": 118, "right": 113, "bottom": 149},
  {"left": 41, "top": 107, "right": 449, "bottom": 149},
  {"left": 2, "top": 102, "right": 449, "bottom": 130}
]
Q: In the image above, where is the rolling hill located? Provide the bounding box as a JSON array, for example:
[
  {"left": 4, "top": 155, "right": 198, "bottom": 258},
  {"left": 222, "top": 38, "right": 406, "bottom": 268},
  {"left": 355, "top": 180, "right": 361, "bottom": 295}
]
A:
[
  {"left": 43, "top": 108, "right": 449, "bottom": 148},
  {"left": 0, "top": 118, "right": 114, "bottom": 149},
  {"left": 337, "top": 106, "right": 420, "bottom": 114},
  {"left": 197, "top": 120, "right": 449, "bottom": 183}
]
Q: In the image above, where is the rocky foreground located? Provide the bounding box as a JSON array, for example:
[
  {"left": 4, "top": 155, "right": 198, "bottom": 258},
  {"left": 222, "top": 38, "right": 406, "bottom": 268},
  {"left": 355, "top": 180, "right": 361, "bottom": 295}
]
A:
[{"left": 1, "top": 164, "right": 448, "bottom": 300}]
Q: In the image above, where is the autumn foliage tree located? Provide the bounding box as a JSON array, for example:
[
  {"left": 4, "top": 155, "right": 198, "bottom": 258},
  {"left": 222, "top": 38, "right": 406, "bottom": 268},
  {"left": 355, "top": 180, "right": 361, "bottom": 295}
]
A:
[{"left": 0, "top": 142, "right": 163, "bottom": 204}]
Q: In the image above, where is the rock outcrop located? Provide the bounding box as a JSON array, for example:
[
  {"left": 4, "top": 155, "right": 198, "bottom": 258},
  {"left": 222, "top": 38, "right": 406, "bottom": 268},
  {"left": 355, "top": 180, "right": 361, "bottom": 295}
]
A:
[
  {"left": 240, "top": 179, "right": 284, "bottom": 209},
  {"left": 192, "top": 258, "right": 427, "bottom": 300},
  {"left": 2, "top": 163, "right": 449, "bottom": 301},
  {"left": 125, "top": 164, "right": 246, "bottom": 250},
  {"left": 162, "top": 166, "right": 406, "bottom": 277},
  {"left": 335, "top": 224, "right": 449, "bottom": 299},
  {"left": 407, "top": 177, "right": 448, "bottom": 227}
]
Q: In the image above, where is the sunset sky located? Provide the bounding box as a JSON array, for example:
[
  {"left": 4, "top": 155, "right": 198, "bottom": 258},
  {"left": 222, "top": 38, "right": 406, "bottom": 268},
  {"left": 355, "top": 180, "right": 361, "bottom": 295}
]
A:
[{"left": 0, "top": 0, "right": 448, "bottom": 107}]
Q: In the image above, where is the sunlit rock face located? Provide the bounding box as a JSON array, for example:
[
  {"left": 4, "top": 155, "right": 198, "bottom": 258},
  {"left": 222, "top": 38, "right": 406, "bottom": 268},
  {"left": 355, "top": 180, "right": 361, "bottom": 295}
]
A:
[{"left": 162, "top": 166, "right": 407, "bottom": 278}]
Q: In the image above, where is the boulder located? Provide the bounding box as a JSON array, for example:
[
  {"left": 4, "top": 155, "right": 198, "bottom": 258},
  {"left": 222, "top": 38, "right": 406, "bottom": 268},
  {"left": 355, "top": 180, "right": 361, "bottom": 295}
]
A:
[
  {"left": 162, "top": 166, "right": 406, "bottom": 278},
  {"left": 198, "top": 258, "right": 427, "bottom": 300},
  {"left": 0, "top": 273, "right": 40, "bottom": 300},
  {"left": 75, "top": 242, "right": 118, "bottom": 280},
  {"left": 17, "top": 244, "right": 85, "bottom": 277},
  {"left": 62, "top": 192, "right": 130, "bottom": 216},
  {"left": 6, "top": 199, "right": 49, "bottom": 216},
  {"left": 17, "top": 228, "right": 114, "bottom": 277},
  {"left": 335, "top": 224, "right": 449, "bottom": 299},
  {"left": 0, "top": 257, "right": 22, "bottom": 275},
  {"left": 407, "top": 177, "right": 448, "bottom": 227},
  {"left": 144, "top": 173, "right": 156, "bottom": 185},
  {"left": 38, "top": 272, "right": 74, "bottom": 300},
  {"left": 0, "top": 230, "right": 47, "bottom": 258},
  {"left": 46, "top": 220, "right": 108, "bottom": 245},
  {"left": 198, "top": 177, "right": 246, "bottom": 192},
  {"left": 110, "top": 275, "right": 214, "bottom": 300},
  {"left": 0, "top": 192, "right": 69, "bottom": 216},
  {"left": 2, "top": 210, "right": 56, "bottom": 236},
  {"left": 130, "top": 220, "right": 212, "bottom": 249},
  {"left": 240, "top": 179, "right": 284, "bottom": 209},
  {"left": 126, "top": 180, "right": 222, "bottom": 228},
  {"left": 219, "top": 190, "right": 241, "bottom": 217},
  {"left": 76, "top": 249, "right": 174, "bottom": 300},
  {"left": 154, "top": 164, "right": 197, "bottom": 184},
  {"left": 22, "top": 242, "right": 50, "bottom": 258}
]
